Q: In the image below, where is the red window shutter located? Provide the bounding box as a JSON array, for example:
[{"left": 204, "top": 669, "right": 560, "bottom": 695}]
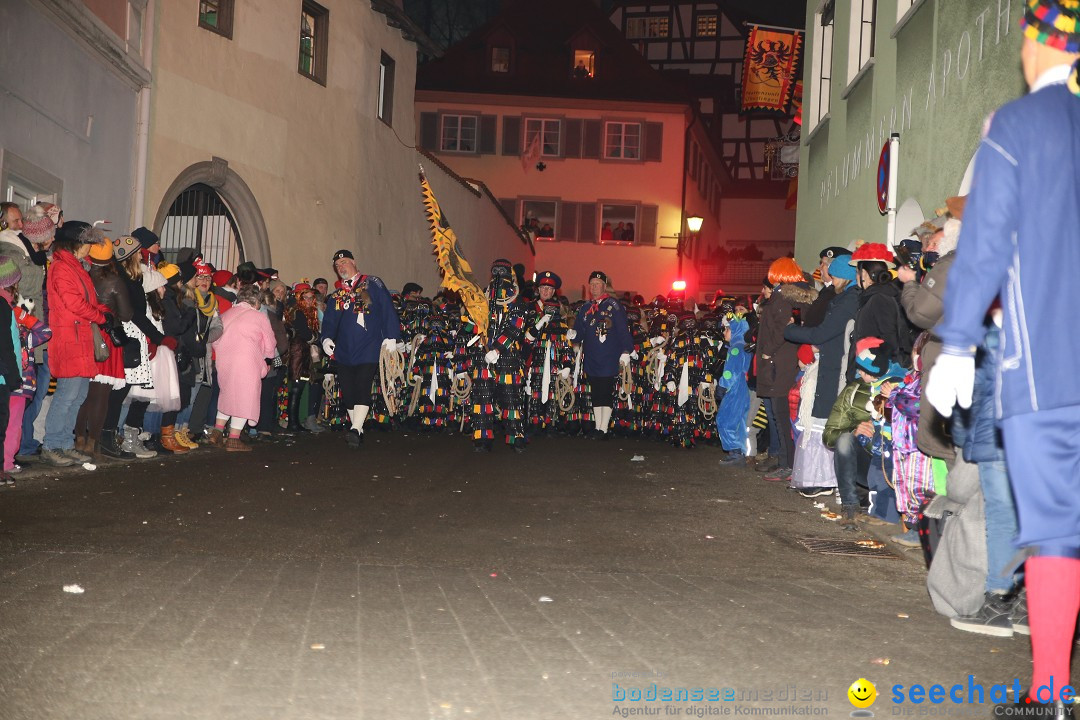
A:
[
  {"left": 644, "top": 122, "right": 663, "bottom": 162},
  {"left": 502, "top": 116, "right": 521, "bottom": 155},
  {"left": 578, "top": 203, "right": 598, "bottom": 242}
]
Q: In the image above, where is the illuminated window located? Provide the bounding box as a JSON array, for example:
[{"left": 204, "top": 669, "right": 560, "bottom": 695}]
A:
[
  {"left": 491, "top": 47, "right": 510, "bottom": 73},
  {"left": 440, "top": 115, "right": 478, "bottom": 153},
  {"left": 599, "top": 205, "right": 638, "bottom": 245},
  {"left": 572, "top": 50, "right": 594, "bottom": 79},
  {"left": 695, "top": 13, "right": 717, "bottom": 37},
  {"left": 522, "top": 201, "right": 557, "bottom": 241},
  {"left": 604, "top": 122, "right": 641, "bottom": 160}
]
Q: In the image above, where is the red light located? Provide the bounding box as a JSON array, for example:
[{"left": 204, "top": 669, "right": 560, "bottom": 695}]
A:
[{"left": 671, "top": 280, "right": 687, "bottom": 291}]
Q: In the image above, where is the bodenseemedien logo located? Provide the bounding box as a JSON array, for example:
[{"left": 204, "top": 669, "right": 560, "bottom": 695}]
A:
[{"left": 848, "top": 678, "right": 876, "bottom": 717}]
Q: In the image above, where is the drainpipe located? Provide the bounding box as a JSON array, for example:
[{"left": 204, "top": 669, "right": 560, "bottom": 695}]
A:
[
  {"left": 678, "top": 109, "right": 699, "bottom": 277},
  {"left": 132, "top": 0, "right": 155, "bottom": 230}
]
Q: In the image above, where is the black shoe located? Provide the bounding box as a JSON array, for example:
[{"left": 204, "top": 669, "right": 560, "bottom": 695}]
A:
[
  {"left": 950, "top": 592, "right": 1018, "bottom": 637},
  {"left": 346, "top": 429, "right": 363, "bottom": 449},
  {"left": 99, "top": 430, "right": 133, "bottom": 459},
  {"left": 513, "top": 443, "right": 527, "bottom": 454},
  {"left": 798, "top": 486, "right": 834, "bottom": 498}
]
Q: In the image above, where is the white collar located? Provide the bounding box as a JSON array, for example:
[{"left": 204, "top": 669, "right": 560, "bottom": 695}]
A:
[{"left": 1031, "top": 64, "right": 1073, "bottom": 93}]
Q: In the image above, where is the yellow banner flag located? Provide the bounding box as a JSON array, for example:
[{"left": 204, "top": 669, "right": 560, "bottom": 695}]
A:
[{"left": 740, "top": 26, "right": 803, "bottom": 116}]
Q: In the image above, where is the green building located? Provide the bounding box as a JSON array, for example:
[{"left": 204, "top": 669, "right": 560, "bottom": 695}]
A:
[{"left": 794, "top": 0, "right": 1027, "bottom": 267}]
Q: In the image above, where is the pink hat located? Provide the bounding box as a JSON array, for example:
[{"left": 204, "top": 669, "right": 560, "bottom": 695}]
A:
[{"left": 22, "top": 215, "right": 56, "bottom": 244}]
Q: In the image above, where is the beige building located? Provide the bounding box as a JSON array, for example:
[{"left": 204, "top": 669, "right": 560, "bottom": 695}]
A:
[{"left": 143, "top": 0, "right": 528, "bottom": 289}]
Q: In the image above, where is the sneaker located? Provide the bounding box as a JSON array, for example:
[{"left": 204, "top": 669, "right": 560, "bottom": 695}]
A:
[
  {"left": 890, "top": 527, "right": 922, "bottom": 547},
  {"left": 720, "top": 452, "right": 745, "bottom": 465},
  {"left": 949, "top": 592, "right": 1018, "bottom": 637},
  {"left": 7, "top": 464, "right": 22, "bottom": 474},
  {"left": 798, "top": 486, "right": 834, "bottom": 498},
  {"left": 62, "top": 448, "right": 92, "bottom": 463},
  {"left": 121, "top": 426, "right": 157, "bottom": 459},
  {"left": 41, "top": 448, "right": 76, "bottom": 467},
  {"left": 1011, "top": 590, "right": 1029, "bottom": 636},
  {"left": 0, "top": 474, "right": 14, "bottom": 487}
]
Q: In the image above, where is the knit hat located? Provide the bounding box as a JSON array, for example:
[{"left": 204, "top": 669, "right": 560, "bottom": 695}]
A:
[
  {"left": 797, "top": 344, "right": 816, "bottom": 366},
  {"left": 194, "top": 258, "right": 213, "bottom": 277},
  {"left": 265, "top": 278, "right": 286, "bottom": 295},
  {"left": 88, "top": 239, "right": 114, "bottom": 263},
  {"left": 0, "top": 255, "right": 22, "bottom": 289},
  {"left": 142, "top": 268, "right": 167, "bottom": 293},
  {"left": 828, "top": 254, "right": 856, "bottom": 281},
  {"left": 212, "top": 270, "right": 234, "bottom": 287},
  {"left": 536, "top": 270, "right": 561, "bottom": 289},
  {"left": 112, "top": 235, "right": 140, "bottom": 261},
  {"left": 178, "top": 261, "right": 197, "bottom": 284},
  {"left": 55, "top": 221, "right": 103, "bottom": 246},
  {"left": 131, "top": 227, "right": 160, "bottom": 249},
  {"left": 849, "top": 243, "right": 895, "bottom": 265},
  {"left": 21, "top": 215, "right": 56, "bottom": 245},
  {"left": 855, "top": 337, "right": 905, "bottom": 379},
  {"left": 158, "top": 263, "right": 180, "bottom": 280},
  {"left": 1021, "top": 0, "right": 1080, "bottom": 52}
]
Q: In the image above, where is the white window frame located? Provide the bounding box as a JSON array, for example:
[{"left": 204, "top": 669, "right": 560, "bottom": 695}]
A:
[
  {"left": 893, "top": 0, "right": 928, "bottom": 35},
  {"left": 598, "top": 203, "right": 640, "bottom": 246},
  {"left": 808, "top": 9, "right": 834, "bottom": 132},
  {"left": 377, "top": 52, "right": 394, "bottom": 126},
  {"left": 524, "top": 118, "right": 562, "bottom": 158},
  {"left": 603, "top": 121, "right": 641, "bottom": 160},
  {"left": 440, "top": 114, "right": 478, "bottom": 153},
  {"left": 521, "top": 199, "right": 558, "bottom": 241},
  {"left": 847, "top": 0, "right": 877, "bottom": 82}
]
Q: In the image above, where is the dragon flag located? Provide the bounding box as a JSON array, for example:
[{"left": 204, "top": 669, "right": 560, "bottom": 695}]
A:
[
  {"left": 740, "top": 25, "right": 803, "bottom": 116},
  {"left": 419, "top": 167, "right": 489, "bottom": 337}
]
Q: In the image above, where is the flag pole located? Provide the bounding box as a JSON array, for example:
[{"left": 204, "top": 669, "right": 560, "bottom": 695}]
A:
[{"left": 743, "top": 21, "right": 804, "bottom": 34}]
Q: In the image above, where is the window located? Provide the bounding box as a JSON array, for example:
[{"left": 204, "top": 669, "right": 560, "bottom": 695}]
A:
[
  {"left": 809, "top": 9, "right": 834, "bottom": 128},
  {"left": 522, "top": 201, "right": 557, "bottom": 241},
  {"left": 299, "top": 1, "right": 329, "bottom": 85},
  {"left": 695, "top": 13, "right": 718, "bottom": 37},
  {"left": 524, "top": 119, "right": 561, "bottom": 157},
  {"left": 626, "top": 15, "right": 670, "bottom": 39},
  {"left": 199, "top": 0, "right": 233, "bottom": 38},
  {"left": 848, "top": 0, "right": 876, "bottom": 81},
  {"left": 378, "top": 52, "right": 395, "bottom": 125},
  {"left": 440, "top": 115, "right": 478, "bottom": 153},
  {"left": 491, "top": 47, "right": 511, "bottom": 73},
  {"left": 599, "top": 204, "right": 638, "bottom": 244},
  {"left": 572, "top": 50, "right": 594, "bottom": 79},
  {"left": 604, "top": 122, "right": 641, "bottom": 160}
]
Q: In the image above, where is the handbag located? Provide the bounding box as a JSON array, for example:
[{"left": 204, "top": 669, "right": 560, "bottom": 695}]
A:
[
  {"left": 81, "top": 279, "right": 110, "bottom": 362},
  {"left": 122, "top": 338, "right": 141, "bottom": 368}
]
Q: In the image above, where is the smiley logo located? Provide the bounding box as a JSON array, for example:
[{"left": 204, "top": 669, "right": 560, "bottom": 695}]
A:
[{"left": 848, "top": 678, "right": 877, "bottom": 709}]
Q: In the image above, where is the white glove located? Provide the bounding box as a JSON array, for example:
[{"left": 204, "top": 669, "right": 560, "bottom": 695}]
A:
[
  {"left": 666, "top": 381, "right": 676, "bottom": 392},
  {"left": 566, "top": 329, "right": 577, "bottom": 340},
  {"left": 485, "top": 349, "right": 500, "bottom": 364},
  {"left": 558, "top": 367, "right": 571, "bottom": 379},
  {"left": 414, "top": 334, "right": 426, "bottom": 345},
  {"left": 381, "top": 338, "right": 397, "bottom": 352},
  {"left": 630, "top": 351, "right": 639, "bottom": 361},
  {"left": 524, "top": 331, "right": 536, "bottom": 343},
  {"left": 698, "top": 381, "right": 711, "bottom": 391},
  {"left": 322, "top": 338, "right": 336, "bottom": 356},
  {"left": 535, "top": 313, "right": 552, "bottom": 330},
  {"left": 396, "top": 341, "right": 407, "bottom": 353},
  {"left": 619, "top": 353, "right": 631, "bottom": 367},
  {"left": 310, "top": 345, "right": 321, "bottom": 362},
  {"left": 651, "top": 336, "right": 666, "bottom": 347},
  {"left": 442, "top": 351, "right": 453, "bottom": 359},
  {"left": 455, "top": 372, "right": 468, "bottom": 381},
  {"left": 926, "top": 351, "right": 976, "bottom": 417},
  {"left": 322, "top": 373, "right": 336, "bottom": 393}
]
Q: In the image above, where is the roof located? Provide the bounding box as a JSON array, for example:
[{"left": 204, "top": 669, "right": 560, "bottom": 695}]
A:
[
  {"left": 369, "top": 0, "right": 441, "bottom": 57},
  {"left": 609, "top": 0, "right": 807, "bottom": 31},
  {"left": 415, "top": 0, "right": 690, "bottom": 105}
]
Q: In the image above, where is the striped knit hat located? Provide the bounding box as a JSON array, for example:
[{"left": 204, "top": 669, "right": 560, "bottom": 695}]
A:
[{"left": 1021, "top": 0, "right": 1080, "bottom": 52}]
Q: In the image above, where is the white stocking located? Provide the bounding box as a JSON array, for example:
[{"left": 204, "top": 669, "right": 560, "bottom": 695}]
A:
[{"left": 353, "top": 404, "right": 370, "bottom": 433}]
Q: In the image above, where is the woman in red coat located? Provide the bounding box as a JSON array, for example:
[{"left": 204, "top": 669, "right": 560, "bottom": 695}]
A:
[{"left": 41, "top": 222, "right": 112, "bottom": 468}]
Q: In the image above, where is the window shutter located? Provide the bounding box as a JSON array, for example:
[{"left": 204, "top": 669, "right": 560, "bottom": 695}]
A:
[
  {"left": 578, "top": 203, "right": 597, "bottom": 243},
  {"left": 502, "top": 116, "right": 521, "bottom": 155},
  {"left": 420, "top": 112, "right": 438, "bottom": 150},
  {"left": 478, "top": 115, "right": 498, "bottom": 154},
  {"left": 644, "top": 122, "right": 663, "bottom": 162},
  {"left": 582, "top": 120, "right": 602, "bottom": 159},
  {"left": 499, "top": 198, "right": 518, "bottom": 224},
  {"left": 559, "top": 202, "right": 578, "bottom": 241},
  {"left": 639, "top": 205, "right": 658, "bottom": 246},
  {"left": 563, "top": 119, "right": 583, "bottom": 158}
]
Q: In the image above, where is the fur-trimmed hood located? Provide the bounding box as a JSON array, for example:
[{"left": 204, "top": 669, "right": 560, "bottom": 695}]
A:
[{"left": 778, "top": 282, "right": 819, "bottom": 306}]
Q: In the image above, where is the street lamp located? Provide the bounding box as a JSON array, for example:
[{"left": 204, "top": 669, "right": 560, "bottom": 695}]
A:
[{"left": 686, "top": 215, "right": 704, "bottom": 234}]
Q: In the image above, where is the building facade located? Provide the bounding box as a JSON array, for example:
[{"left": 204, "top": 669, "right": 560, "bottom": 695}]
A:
[
  {"left": 795, "top": 0, "right": 1027, "bottom": 268},
  {"left": 1, "top": 0, "right": 151, "bottom": 228},
  {"left": 143, "top": 0, "right": 527, "bottom": 288}
]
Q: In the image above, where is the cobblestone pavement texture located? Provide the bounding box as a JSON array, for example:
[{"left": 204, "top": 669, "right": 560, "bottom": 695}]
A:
[{"left": 0, "top": 431, "right": 1051, "bottom": 719}]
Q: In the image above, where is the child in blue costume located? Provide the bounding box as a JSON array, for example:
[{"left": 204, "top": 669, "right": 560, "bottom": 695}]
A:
[{"left": 716, "top": 315, "right": 751, "bottom": 462}]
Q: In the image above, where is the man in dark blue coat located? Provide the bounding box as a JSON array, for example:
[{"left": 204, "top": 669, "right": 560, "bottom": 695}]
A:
[
  {"left": 320, "top": 249, "right": 401, "bottom": 448},
  {"left": 572, "top": 271, "right": 632, "bottom": 438}
]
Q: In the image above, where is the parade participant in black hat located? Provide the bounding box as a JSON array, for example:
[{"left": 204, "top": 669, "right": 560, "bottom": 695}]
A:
[
  {"left": 522, "top": 271, "right": 573, "bottom": 435},
  {"left": 571, "top": 271, "right": 633, "bottom": 438},
  {"left": 804, "top": 246, "right": 849, "bottom": 327},
  {"left": 319, "top": 249, "right": 401, "bottom": 448}
]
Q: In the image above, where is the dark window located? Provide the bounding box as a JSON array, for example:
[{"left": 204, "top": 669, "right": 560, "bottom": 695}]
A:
[
  {"left": 604, "top": 122, "right": 641, "bottom": 160},
  {"left": 378, "top": 52, "right": 395, "bottom": 125},
  {"left": 491, "top": 47, "right": 511, "bottom": 73},
  {"left": 625, "top": 14, "right": 670, "bottom": 39},
  {"left": 199, "top": 0, "right": 233, "bottom": 39},
  {"left": 441, "top": 115, "right": 478, "bottom": 153},
  {"left": 299, "top": 1, "right": 329, "bottom": 85}
]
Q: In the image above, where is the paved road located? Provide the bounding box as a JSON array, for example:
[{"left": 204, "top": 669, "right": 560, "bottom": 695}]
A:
[{"left": 0, "top": 431, "right": 1046, "bottom": 719}]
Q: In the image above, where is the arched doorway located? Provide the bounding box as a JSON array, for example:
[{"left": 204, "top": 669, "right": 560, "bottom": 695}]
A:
[{"left": 159, "top": 183, "right": 244, "bottom": 270}]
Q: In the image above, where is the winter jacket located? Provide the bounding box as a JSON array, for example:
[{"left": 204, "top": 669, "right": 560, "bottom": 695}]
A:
[
  {"left": 802, "top": 284, "right": 836, "bottom": 329},
  {"left": 124, "top": 274, "right": 164, "bottom": 345},
  {"left": 854, "top": 280, "right": 913, "bottom": 366},
  {"left": 823, "top": 379, "right": 872, "bottom": 449},
  {"left": 162, "top": 288, "right": 199, "bottom": 383},
  {"left": 940, "top": 74, "right": 1080, "bottom": 418},
  {"left": 963, "top": 325, "right": 1005, "bottom": 464},
  {"left": 320, "top": 273, "right": 401, "bottom": 365},
  {"left": 784, "top": 284, "right": 860, "bottom": 417},
  {"left": 574, "top": 296, "right": 633, "bottom": 378},
  {"left": 0, "top": 297, "right": 21, "bottom": 388},
  {"left": 0, "top": 228, "right": 46, "bottom": 314},
  {"left": 46, "top": 250, "right": 109, "bottom": 379},
  {"left": 755, "top": 282, "right": 817, "bottom": 398}
]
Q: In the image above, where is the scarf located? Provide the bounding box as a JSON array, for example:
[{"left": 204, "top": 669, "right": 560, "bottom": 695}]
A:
[{"left": 194, "top": 288, "right": 218, "bottom": 317}]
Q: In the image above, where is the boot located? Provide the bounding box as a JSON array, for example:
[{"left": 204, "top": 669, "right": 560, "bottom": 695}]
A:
[
  {"left": 160, "top": 426, "right": 190, "bottom": 454},
  {"left": 303, "top": 414, "right": 326, "bottom": 434},
  {"left": 74, "top": 435, "right": 90, "bottom": 454},
  {"left": 286, "top": 386, "right": 306, "bottom": 432},
  {"left": 100, "top": 430, "right": 131, "bottom": 459},
  {"left": 174, "top": 427, "right": 199, "bottom": 449},
  {"left": 225, "top": 436, "right": 252, "bottom": 452},
  {"left": 122, "top": 426, "right": 157, "bottom": 459},
  {"left": 205, "top": 428, "right": 227, "bottom": 448}
]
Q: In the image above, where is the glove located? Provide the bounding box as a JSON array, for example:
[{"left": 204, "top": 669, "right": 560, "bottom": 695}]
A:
[
  {"left": 381, "top": 338, "right": 397, "bottom": 352},
  {"left": 442, "top": 351, "right": 453, "bottom": 359},
  {"left": 566, "top": 329, "right": 577, "bottom": 340},
  {"left": 396, "top": 341, "right": 407, "bottom": 353},
  {"left": 322, "top": 338, "right": 336, "bottom": 356},
  {"left": 101, "top": 311, "right": 116, "bottom": 330},
  {"left": 666, "top": 381, "right": 676, "bottom": 392},
  {"left": 105, "top": 322, "right": 130, "bottom": 348},
  {"left": 619, "top": 353, "right": 631, "bottom": 367},
  {"left": 925, "top": 351, "right": 976, "bottom": 417},
  {"left": 485, "top": 349, "right": 500, "bottom": 364},
  {"left": 558, "top": 367, "right": 571, "bottom": 379},
  {"left": 160, "top": 336, "right": 178, "bottom": 352},
  {"left": 524, "top": 331, "right": 536, "bottom": 343},
  {"left": 698, "top": 381, "right": 711, "bottom": 391},
  {"left": 630, "top": 351, "right": 639, "bottom": 361},
  {"left": 535, "top": 313, "right": 551, "bottom": 330},
  {"left": 650, "top": 336, "right": 666, "bottom": 347}
]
